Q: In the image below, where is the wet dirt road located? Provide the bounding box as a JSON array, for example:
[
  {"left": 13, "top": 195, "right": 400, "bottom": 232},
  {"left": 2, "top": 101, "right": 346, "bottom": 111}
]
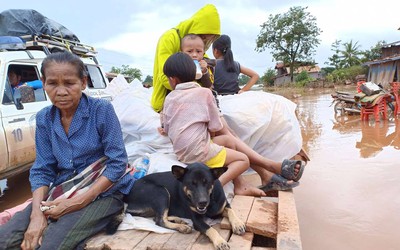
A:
[{"left": 1, "top": 90, "right": 399, "bottom": 249}]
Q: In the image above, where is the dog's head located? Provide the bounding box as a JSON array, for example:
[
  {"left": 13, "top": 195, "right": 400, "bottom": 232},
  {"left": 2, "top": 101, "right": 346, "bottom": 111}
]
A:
[{"left": 171, "top": 163, "right": 227, "bottom": 215}]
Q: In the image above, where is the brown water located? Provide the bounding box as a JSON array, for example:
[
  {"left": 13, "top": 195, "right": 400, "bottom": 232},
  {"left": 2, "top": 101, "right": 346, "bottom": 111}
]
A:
[
  {"left": 1, "top": 91, "right": 399, "bottom": 249},
  {"left": 295, "top": 93, "right": 400, "bottom": 250}
]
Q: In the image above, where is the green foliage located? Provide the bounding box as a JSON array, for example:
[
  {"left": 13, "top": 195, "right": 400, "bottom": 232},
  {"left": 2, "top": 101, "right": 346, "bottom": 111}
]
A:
[
  {"left": 339, "top": 40, "right": 362, "bottom": 68},
  {"left": 255, "top": 6, "right": 322, "bottom": 82},
  {"left": 110, "top": 65, "right": 143, "bottom": 82},
  {"left": 238, "top": 74, "right": 250, "bottom": 86},
  {"left": 362, "top": 40, "right": 386, "bottom": 63},
  {"left": 325, "top": 40, "right": 363, "bottom": 69},
  {"left": 261, "top": 68, "right": 276, "bottom": 86},
  {"left": 325, "top": 39, "right": 341, "bottom": 69},
  {"left": 295, "top": 70, "right": 313, "bottom": 87},
  {"left": 326, "top": 65, "right": 368, "bottom": 83},
  {"left": 143, "top": 75, "right": 153, "bottom": 86}
]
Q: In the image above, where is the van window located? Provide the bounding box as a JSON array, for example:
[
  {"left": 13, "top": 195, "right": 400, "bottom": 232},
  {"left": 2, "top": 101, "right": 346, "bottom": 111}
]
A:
[
  {"left": 86, "top": 65, "right": 107, "bottom": 89},
  {"left": 3, "top": 65, "right": 46, "bottom": 104}
]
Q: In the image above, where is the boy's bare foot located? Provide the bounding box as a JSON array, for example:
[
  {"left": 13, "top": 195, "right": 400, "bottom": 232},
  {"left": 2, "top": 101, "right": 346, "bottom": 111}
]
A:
[{"left": 234, "top": 184, "right": 266, "bottom": 197}]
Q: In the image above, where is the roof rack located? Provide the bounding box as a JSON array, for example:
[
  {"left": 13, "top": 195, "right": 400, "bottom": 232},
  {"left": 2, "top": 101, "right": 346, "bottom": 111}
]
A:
[{"left": 19, "top": 34, "right": 98, "bottom": 57}]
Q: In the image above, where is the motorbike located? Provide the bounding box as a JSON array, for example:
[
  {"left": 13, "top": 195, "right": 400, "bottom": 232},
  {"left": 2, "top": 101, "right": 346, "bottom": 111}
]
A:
[{"left": 330, "top": 90, "right": 361, "bottom": 116}]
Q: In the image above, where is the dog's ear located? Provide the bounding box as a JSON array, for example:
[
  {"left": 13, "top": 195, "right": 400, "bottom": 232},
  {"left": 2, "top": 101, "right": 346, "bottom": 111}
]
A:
[
  {"left": 171, "top": 165, "right": 187, "bottom": 181},
  {"left": 210, "top": 166, "right": 228, "bottom": 180}
]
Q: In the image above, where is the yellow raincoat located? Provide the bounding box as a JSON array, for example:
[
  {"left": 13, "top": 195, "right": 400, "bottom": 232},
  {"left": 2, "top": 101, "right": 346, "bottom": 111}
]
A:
[{"left": 150, "top": 4, "right": 221, "bottom": 112}]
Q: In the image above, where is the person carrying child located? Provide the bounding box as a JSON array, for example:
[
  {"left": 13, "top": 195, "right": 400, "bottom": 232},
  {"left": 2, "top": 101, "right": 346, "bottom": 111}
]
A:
[{"left": 151, "top": 4, "right": 220, "bottom": 113}]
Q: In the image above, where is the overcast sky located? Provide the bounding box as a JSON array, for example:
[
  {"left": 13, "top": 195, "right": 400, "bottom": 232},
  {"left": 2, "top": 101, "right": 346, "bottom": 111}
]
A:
[{"left": 2, "top": 0, "right": 399, "bottom": 78}]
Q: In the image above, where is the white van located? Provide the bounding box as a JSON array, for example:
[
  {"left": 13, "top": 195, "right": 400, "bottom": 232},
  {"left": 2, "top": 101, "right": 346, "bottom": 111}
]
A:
[{"left": 0, "top": 35, "right": 111, "bottom": 179}]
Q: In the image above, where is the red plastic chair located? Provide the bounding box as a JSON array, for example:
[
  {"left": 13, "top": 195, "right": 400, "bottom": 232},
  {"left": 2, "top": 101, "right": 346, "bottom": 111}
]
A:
[
  {"left": 391, "top": 82, "right": 400, "bottom": 117},
  {"left": 360, "top": 95, "right": 389, "bottom": 122}
]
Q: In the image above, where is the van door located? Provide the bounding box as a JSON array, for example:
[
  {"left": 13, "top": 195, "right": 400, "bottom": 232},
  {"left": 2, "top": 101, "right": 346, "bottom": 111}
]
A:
[
  {"left": 1, "top": 64, "right": 51, "bottom": 176},
  {"left": 84, "top": 64, "right": 112, "bottom": 101}
]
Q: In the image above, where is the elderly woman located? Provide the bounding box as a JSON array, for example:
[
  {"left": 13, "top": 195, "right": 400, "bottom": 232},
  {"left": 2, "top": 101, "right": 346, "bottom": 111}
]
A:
[{"left": 0, "top": 51, "right": 134, "bottom": 250}]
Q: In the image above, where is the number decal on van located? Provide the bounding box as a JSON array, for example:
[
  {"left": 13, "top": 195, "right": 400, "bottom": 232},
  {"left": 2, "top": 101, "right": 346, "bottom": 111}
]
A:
[{"left": 12, "top": 128, "right": 23, "bottom": 142}]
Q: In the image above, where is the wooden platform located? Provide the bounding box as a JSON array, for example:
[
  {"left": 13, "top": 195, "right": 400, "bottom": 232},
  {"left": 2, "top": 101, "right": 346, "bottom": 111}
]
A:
[{"left": 85, "top": 191, "right": 302, "bottom": 250}]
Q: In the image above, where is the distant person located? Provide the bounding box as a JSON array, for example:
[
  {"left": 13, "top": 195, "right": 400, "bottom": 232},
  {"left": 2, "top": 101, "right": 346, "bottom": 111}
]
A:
[
  {"left": 151, "top": 4, "right": 220, "bottom": 112},
  {"left": 0, "top": 51, "right": 135, "bottom": 249},
  {"left": 8, "top": 66, "right": 42, "bottom": 93},
  {"left": 212, "top": 34, "right": 259, "bottom": 95}
]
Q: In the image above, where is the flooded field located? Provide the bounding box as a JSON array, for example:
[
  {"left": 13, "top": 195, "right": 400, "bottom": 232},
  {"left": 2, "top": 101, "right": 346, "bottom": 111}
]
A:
[{"left": 1, "top": 89, "right": 399, "bottom": 249}]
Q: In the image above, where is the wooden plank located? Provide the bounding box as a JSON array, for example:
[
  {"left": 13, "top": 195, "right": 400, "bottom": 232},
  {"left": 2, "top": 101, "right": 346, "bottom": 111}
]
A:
[
  {"left": 133, "top": 231, "right": 174, "bottom": 250},
  {"left": 85, "top": 230, "right": 149, "bottom": 250},
  {"left": 190, "top": 224, "right": 230, "bottom": 250},
  {"left": 277, "top": 191, "right": 302, "bottom": 250},
  {"left": 162, "top": 230, "right": 201, "bottom": 250},
  {"left": 228, "top": 231, "right": 254, "bottom": 250},
  {"left": 246, "top": 198, "right": 277, "bottom": 238},
  {"left": 221, "top": 195, "right": 254, "bottom": 229}
]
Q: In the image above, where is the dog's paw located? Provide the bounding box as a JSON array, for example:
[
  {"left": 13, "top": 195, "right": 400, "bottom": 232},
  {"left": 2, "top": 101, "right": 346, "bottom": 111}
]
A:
[
  {"left": 168, "top": 216, "right": 188, "bottom": 225},
  {"left": 215, "top": 241, "right": 230, "bottom": 250},
  {"left": 231, "top": 220, "right": 246, "bottom": 235},
  {"left": 177, "top": 224, "right": 192, "bottom": 234}
]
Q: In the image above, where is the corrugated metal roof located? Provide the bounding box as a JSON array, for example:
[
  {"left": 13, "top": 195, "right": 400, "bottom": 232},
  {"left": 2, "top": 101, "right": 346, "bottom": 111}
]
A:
[{"left": 363, "top": 55, "right": 400, "bottom": 66}]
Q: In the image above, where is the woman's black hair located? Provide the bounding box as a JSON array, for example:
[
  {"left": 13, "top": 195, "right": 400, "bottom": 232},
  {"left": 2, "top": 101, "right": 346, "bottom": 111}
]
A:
[
  {"left": 212, "top": 34, "right": 235, "bottom": 72},
  {"left": 163, "top": 52, "right": 196, "bottom": 83},
  {"left": 40, "top": 51, "right": 87, "bottom": 80}
]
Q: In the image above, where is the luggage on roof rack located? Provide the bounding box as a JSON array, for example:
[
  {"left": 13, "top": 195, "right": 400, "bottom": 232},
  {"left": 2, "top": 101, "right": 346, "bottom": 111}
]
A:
[{"left": 0, "top": 9, "right": 79, "bottom": 42}]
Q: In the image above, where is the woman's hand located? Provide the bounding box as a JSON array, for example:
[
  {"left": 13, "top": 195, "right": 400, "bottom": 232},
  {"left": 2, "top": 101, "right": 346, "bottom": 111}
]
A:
[
  {"left": 21, "top": 212, "right": 47, "bottom": 250},
  {"left": 42, "top": 196, "right": 87, "bottom": 220}
]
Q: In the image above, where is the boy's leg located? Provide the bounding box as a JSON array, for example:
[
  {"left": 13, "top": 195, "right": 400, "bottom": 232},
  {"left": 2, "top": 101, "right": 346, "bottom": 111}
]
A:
[
  {"left": 39, "top": 192, "right": 124, "bottom": 250},
  {"left": 0, "top": 204, "right": 32, "bottom": 250}
]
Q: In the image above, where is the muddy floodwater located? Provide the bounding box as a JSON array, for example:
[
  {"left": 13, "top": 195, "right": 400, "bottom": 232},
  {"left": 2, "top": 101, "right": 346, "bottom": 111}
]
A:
[{"left": 1, "top": 90, "right": 399, "bottom": 249}]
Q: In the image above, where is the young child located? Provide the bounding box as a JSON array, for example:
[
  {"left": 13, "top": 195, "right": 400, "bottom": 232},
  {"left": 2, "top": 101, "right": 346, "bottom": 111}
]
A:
[
  {"left": 180, "top": 34, "right": 215, "bottom": 88},
  {"left": 212, "top": 34, "right": 259, "bottom": 95},
  {"left": 161, "top": 52, "right": 249, "bottom": 188}
]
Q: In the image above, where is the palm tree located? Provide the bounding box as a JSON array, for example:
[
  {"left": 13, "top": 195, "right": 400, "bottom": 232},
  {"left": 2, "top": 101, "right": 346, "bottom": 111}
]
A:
[{"left": 339, "top": 40, "right": 362, "bottom": 68}]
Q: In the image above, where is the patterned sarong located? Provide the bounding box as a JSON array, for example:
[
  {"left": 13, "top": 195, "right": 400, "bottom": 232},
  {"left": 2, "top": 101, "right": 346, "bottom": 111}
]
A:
[{"left": 46, "top": 157, "right": 131, "bottom": 201}]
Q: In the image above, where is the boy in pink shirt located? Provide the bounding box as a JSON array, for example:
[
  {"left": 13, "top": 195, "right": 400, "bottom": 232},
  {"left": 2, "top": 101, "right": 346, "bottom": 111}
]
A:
[{"left": 161, "top": 52, "right": 249, "bottom": 187}]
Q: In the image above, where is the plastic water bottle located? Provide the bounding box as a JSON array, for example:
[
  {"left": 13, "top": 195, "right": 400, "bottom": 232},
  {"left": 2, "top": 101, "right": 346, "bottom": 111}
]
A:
[
  {"left": 194, "top": 60, "right": 202, "bottom": 80},
  {"left": 134, "top": 155, "right": 150, "bottom": 179}
]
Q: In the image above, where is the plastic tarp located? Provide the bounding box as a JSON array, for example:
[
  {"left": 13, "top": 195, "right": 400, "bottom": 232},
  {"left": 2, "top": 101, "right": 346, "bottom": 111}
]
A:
[{"left": 0, "top": 9, "right": 79, "bottom": 42}]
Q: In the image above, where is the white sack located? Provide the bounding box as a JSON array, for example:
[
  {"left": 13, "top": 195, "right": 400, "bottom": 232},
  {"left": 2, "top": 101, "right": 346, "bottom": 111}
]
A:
[{"left": 219, "top": 91, "right": 302, "bottom": 161}]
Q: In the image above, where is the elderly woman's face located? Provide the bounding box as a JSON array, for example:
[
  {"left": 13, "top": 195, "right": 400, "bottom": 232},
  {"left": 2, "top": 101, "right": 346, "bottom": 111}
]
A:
[{"left": 42, "top": 62, "right": 87, "bottom": 113}]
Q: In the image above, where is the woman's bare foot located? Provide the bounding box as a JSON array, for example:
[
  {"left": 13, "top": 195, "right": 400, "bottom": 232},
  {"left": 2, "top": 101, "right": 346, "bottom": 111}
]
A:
[{"left": 234, "top": 184, "right": 266, "bottom": 197}]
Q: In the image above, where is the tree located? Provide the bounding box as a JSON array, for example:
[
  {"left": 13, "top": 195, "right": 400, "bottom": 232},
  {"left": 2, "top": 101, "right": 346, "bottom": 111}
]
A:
[
  {"left": 256, "top": 6, "right": 322, "bottom": 82},
  {"left": 143, "top": 75, "right": 153, "bottom": 87},
  {"left": 110, "top": 65, "right": 142, "bottom": 82},
  {"left": 362, "top": 40, "right": 385, "bottom": 63},
  {"left": 238, "top": 74, "right": 250, "bottom": 86},
  {"left": 339, "top": 40, "right": 362, "bottom": 68},
  {"left": 326, "top": 39, "right": 342, "bottom": 69}
]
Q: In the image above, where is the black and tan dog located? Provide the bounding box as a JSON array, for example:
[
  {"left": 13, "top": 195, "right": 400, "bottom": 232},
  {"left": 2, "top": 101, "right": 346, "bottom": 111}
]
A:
[{"left": 125, "top": 162, "right": 246, "bottom": 250}]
